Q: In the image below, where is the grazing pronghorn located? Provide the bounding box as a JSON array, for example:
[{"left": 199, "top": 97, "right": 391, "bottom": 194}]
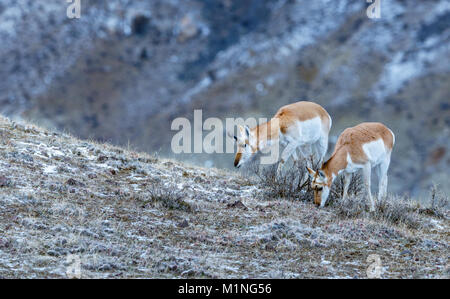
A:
[
  {"left": 230, "top": 101, "right": 332, "bottom": 172},
  {"left": 307, "top": 122, "right": 395, "bottom": 211}
]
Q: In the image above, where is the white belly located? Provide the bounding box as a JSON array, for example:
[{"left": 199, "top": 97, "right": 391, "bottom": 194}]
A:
[
  {"left": 362, "top": 139, "right": 388, "bottom": 166},
  {"left": 280, "top": 117, "right": 323, "bottom": 145}
]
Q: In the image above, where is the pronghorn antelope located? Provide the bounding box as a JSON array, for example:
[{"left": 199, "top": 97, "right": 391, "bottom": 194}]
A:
[
  {"left": 230, "top": 101, "right": 332, "bottom": 172},
  {"left": 307, "top": 122, "right": 395, "bottom": 211}
]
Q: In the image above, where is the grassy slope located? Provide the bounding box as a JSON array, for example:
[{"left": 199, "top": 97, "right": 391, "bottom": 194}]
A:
[{"left": 0, "top": 115, "right": 448, "bottom": 278}]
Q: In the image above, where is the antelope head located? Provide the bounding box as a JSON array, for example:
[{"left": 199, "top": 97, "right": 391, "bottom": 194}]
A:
[
  {"left": 307, "top": 167, "right": 331, "bottom": 207},
  {"left": 229, "top": 125, "right": 257, "bottom": 168}
]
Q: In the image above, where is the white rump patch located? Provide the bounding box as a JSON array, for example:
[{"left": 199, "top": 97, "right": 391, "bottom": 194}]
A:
[{"left": 362, "top": 139, "right": 387, "bottom": 165}]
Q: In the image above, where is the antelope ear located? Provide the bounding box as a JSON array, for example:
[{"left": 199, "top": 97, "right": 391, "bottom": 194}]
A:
[
  {"left": 245, "top": 125, "right": 250, "bottom": 138},
  {"left": 306, "top": 167, "right": 315, "bottom": 177},
  {"left": 227, "top": 131, "right": 237, "bottom": 142},
  {"left": 238, "top": 125, "right": 247, "bottom": 139}
]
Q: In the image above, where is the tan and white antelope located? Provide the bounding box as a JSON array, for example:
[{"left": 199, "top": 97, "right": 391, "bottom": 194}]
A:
[
  {"left": 307, "top": 122, "right": 395, "bottom": 211},
  {"left": 231, "top": 101, "right": 332, "bottom": 172}
]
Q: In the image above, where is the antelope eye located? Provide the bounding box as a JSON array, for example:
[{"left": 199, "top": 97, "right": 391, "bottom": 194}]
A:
[{"left": 315, "top": 186, "right": 323, "bottom": 191}]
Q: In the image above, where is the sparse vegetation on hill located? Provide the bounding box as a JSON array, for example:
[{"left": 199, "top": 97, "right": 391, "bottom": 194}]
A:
[
  {"left": 1, "top": 1, "right": 448, "bottom": 197},
  {"left": 0, "top": 116, "right": 448, "bottom": 278}
]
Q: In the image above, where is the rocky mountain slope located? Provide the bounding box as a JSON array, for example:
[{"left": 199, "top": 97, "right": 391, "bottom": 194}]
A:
[
  {"left": 0, "top": 116, "right": 448, "bottom": 278},
  {"left": 0, "top": 0, "right": 449, "bottom": 197}
]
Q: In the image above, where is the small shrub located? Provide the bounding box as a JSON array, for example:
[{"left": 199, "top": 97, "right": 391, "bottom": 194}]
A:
[
  {"left": 332, "top": 195, "right": 366, "bottom": 219},
  {"left": 374, "top": 195, "right": 421, "bottom": 229},
  {"left": 418, "top": 185, "right": 449, "bottom": 219},
  {"left": 248, "top": 158, "right": 314, "bottom": 202},
  {"left": 331, "top": 194, "right": 422, "bottom": 229},
  {"left": 145, "top": 183, "right": 192, "bottom": 212},
  {"left": 328, "top": 172, "right": 364, "bottom": 203}
]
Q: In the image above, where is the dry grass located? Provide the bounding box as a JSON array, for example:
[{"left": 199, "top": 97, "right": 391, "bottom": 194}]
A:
[
  {"left": 329, "top": 173, "right": 364, "bottom": 202},
  {"left": 418, "top": 185, "right": 449, "bottom": 218},
  {"left": 248, "top": 157, "right": 320, "bottom": 202},
  {"left": 251, "top": 159, "right": 448, "bottom": 230},
  {"left": 144, "top": 183, "right": 192, "bottom": 212},
  {"left": 330, "top": 195, "right": 422, "bottom": 229},
  {"left": 0, "top": 115, "right": 448, "bottom": 279},
  {"left": 330, "top": 178, "right": 448, "bottom": 229}
]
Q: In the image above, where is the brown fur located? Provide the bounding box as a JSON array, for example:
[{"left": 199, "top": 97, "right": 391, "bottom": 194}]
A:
[
  {"left": 234, "top": 153, "right": 242, "bottom": 167},
  {"left": 251, "top": 101, "right": 331, "bottom": 148},
  {"left": 322, "top": 122, "right": 394, "bottom": 180},
  {"left": 274, "top": 101, "right": 331, "bottom": 135},
  {"left": 313, "top": 190, "right": 321, "bottom": 205},
  {"left": 251, "top": 119, "right": 281, "bottom": 151},
  {"left": 235, "top": 101, "right": 331, "bottom": 167}
]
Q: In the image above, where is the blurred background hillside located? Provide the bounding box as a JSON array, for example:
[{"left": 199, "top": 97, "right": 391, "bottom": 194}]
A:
[{"left": 0, "top": 0, "right": 449, "bottom": 198}]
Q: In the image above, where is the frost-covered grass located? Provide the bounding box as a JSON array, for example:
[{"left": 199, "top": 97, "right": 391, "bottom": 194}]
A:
[
  {"left": 0, "top": 115, "right": 448, "bottom": 279},
  {"left": 252, "top": 160, "right": 448, "bottom": 230}
]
